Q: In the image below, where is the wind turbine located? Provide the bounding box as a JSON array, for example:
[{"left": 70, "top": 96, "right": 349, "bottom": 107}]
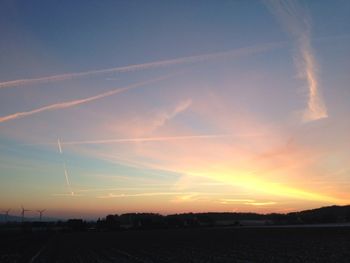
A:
[
  {"left": 37, "top": 209, "right": 46, "bottom": 221},
  {"left": 1, "top": 209, "right": 11, "bottom": 223},
  {"left": 21, "top": 206, "right": 31, "bottom": 222}
]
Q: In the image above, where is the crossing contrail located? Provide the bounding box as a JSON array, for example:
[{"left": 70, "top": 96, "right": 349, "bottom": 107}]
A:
[
  {"left": 264, "top": 0, "right": 327, "bottom": 121},
  {"left": 0, "top": 41, "right": 284, "bottom": 89},
  {"left": 63, "top": 163, "right": 73, "bottom": 195},
  {"left": 57, "top": 137, "right": 63, "bottom": 154},
  {"left": 0, "top": 74, "right": 175, "bottom": 123},
  {"left": 57, "top": 138, "right": 74, "bottom": 196}
]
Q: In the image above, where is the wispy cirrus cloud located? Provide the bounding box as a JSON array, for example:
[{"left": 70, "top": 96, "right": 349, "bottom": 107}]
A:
[
  {"left": 219, "top": 198, "right": 256, "bottom": 204},
  {"left": 220, "top": 198, "right": 276, "bottom": 206},
  {"left": 52, "top": 193, "right": 83, "bottom": 197},
  {"left": 56, "top": 134, "right": 234, "bottom": 146},
  {"left": 248, "top": 201, "right": 277, "bottom": 206},
  {"left": 97, "top": 192, "right": 190, "bottom": 199},
  {"left": 0, "top": 42, "right": 284, "bottom": 89},
  {"left": 150, "top": 99, "right": 192, "bottom": 131},
  {"left": 264, "top": 0, "right": 327, "bottom": 121}
]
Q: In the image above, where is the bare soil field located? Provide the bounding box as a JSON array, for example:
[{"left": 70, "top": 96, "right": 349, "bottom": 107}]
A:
[
  {"left": 0, "top": 231, "right": 49, "bottom": 263},
  {"left": 1, "top": 227, "right": 350, "bottom": 263}
]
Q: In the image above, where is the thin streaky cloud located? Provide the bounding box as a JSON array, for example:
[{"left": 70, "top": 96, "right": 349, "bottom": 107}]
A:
[
  {"left": 85, "top": 172, "right": 173, "bottom": 183},
  {"left": 171, "top": 99, "right": 192, "bottom": 116},
  {"left": 220, "top": 198, "right": 256, "bottom": 203},
  {"left": 97, "top": 192, "right": 193, "bottom": 199},
  {"left": 264, "top": 0, "right": 327, "bottom": 121},
  {"left": 52, "top": 193, "right": 83, "bottom": 197},
  {"left": 57, "top": 134, "right": 261, "bottom": 145},
  {"left": 0, "top": 74, "right": 175, "bottom": 123},
  {"left": 96, "top": 191, "right": 251, "bottom": 199},
  {"left": 0, "top": 41, "right": 284, "bottom": 89},
  {"left": 219, "top": 199, "right": 277, "bottom": 206},
  {"left": 151, "top": 99, "right": 192, "bottom": 131},
  {"left": 245, "top": 201, "right": 277, "bottom": 206},
  {"left": 75, "top": 186, "right": 175, "bottom": 193},
  {"left": 70, "top": 150, "right": 167, "bottom": 173}
]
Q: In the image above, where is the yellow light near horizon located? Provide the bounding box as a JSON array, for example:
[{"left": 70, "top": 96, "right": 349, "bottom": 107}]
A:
[{"left": 186, "top": 169, "right": 347, "bottom": 205}]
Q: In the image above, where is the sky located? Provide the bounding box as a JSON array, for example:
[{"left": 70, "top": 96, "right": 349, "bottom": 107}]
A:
[{"left": 0, "top": 0, "right": 350, "bottom": 219}]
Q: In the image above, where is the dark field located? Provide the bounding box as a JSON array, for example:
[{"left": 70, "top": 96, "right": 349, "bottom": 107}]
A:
[{"left": 1, "top": 227, "right": 350, "bottom": 263}]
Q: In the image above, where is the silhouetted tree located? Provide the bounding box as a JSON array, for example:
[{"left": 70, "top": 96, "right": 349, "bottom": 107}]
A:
[
  {"left": 102, "top": 214, "right": 120, "bottom": 231},
  {"left": 67, "top": 219, "right": 86, "bottom": 231}
]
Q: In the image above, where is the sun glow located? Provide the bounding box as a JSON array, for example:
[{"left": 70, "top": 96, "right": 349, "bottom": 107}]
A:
[{"left": 183, "top": 168, "right": 347, "bottom": 205}]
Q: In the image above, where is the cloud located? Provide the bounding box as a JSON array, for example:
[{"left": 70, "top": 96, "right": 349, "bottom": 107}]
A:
[
  {"left": 56, "top": 95, "right": 339, "bottom": 204},
  {"left": 219, "top": 198, "right": 256, "bottom": 204},
  {"left": 151, "top": 99, "right": 192, "bottom": 131},
  {"left": 220, "top": 199, "right": 276, "bottom": 206},
  {"left": 96, "top": 192, "right": 190, "bottom": 199},
  {"left": 264, "top": 0, "right": 327, "bottom": 121},
  {"left": 56, "top": 90, "right": 349, "bottom": 205},
  {"left": 52, "top": 193, "right": 83, "bottom": 197},
  {"left": 246, "top": 201, "right": 277, "bottom": 206},
  {"left": 96, "top": 191, "right": 255, "bottom": 201},
  {"left": 0, "top": 74, "right": 174, "bottom": 123},
  {"left": 58, "top": 134, "right": 233, "bottom": 145},
  {"left": 81, "top": 142, "right": 344, "bottom": 204},
  {"left": 0, "top": 42, "right": 284, "bottom": 89},
  {"left": 75, "top": 186, "right": 173, "bottom": 193},
  {"left": 98, "top": 98, "right": 194, "bottom": 138}
]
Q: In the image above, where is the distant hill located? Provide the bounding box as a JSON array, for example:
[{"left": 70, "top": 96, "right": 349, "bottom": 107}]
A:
[
  {"left": 287, "top": 205, "right": 350, "bottom": 224},
  {"left": 0, "top": 214, "right": 58, "bottom": 223},
  {"left": 98, "top": 205, "right": 350, "bottom": 229},
  {"left": 0, "top": 214, "right": 23, "bottom": 222},
  {"left": 169, "top": 205, "right": 350, "bottom": 224}
]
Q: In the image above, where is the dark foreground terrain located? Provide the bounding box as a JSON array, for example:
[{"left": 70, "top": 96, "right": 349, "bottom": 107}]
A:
[{"left": 1, "top": 227, "right": 350, "bottom": 263}]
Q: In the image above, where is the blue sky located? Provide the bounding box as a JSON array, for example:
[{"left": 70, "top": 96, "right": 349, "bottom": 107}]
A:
[{"left": 0, "top": 0, "right": 349, "bottom": 218}]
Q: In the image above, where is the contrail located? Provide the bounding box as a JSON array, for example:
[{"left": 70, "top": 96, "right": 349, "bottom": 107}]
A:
[
  {"left": 57, "top": 138, "right": 74, "bottom": 196},
  {"left": 0, "top": 74, "right": 175, "bottom": 123},
  {"left": 0, "top": 42, "right": 284, "bottom": 89},
  {"left": 57, "top": 138, "right": 63, "bottom": 154},
  {"left": 264, "top": 0, "right": 327, "bottom": 121},
  {"left": 55, "top": 134, "right": 260, "bottom": 146},
  {"left": 63, "top": 163, "right": 73, "bottom": 196}
]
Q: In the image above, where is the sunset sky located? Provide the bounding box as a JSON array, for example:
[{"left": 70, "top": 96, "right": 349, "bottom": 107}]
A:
[{"left": 0, "top": 0, "right": 349, "bottom": 219}]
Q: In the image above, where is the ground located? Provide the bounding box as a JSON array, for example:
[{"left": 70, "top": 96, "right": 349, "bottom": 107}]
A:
[{"left": 1, "top": 227, "right": 350, "bottom": 263}]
